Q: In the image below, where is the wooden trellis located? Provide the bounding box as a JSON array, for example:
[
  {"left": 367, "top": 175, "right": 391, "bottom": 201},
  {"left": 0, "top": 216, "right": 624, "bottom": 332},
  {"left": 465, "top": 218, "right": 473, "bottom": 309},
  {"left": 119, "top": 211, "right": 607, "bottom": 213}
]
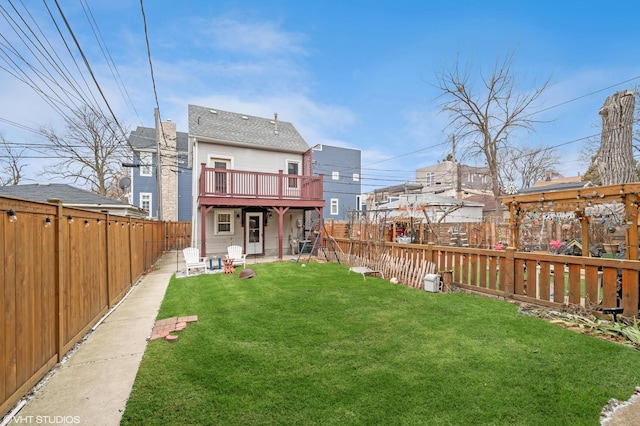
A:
[{"left": 499, "top": 183, "right": 640, "bottom": 261}]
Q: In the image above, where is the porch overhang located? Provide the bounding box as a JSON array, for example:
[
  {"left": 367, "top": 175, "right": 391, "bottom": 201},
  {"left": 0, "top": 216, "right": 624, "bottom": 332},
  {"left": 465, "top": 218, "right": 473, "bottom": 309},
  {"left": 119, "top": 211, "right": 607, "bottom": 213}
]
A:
[{"left": 198, "top": 196, "right": 324, "bottom": 209}]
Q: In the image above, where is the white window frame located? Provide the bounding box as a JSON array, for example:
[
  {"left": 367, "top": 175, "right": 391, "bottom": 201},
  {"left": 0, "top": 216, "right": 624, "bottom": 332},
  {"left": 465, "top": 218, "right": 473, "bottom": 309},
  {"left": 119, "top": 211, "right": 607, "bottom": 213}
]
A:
[
  {"left": 425, "top": 172, "right": 435, "bottom": 187},
  {"left": 332, "top": 171, "right": 339, "bottom": 180},
  {"left": 330, "top": 198, "right": 339, "bottom": 215},
  {"left": 214, "top": 209, "right": 234, "bottom": 235},
  {"left": 140, "top": 192, "right": 152, "bottom": 216},
  {"left": 140, "top": 152, "right": 153, "bottom": 177},
  {"left": 207, "top": 155, "right": 233, "bottom": 169},
  {"left": 353, "top": 173, "right": 360, "bottom": 182},
  {"left": 286, "top": 160, "right": 300, "bottom": 188}
]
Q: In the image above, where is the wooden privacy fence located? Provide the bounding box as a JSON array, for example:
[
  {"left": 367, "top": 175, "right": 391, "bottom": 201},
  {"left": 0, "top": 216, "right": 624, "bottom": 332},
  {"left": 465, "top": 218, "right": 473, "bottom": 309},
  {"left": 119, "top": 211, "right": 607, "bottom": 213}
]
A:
[
  {"left": 329, "top": 238, "right": 640, "bottom": 318},
  {"left": 164, "top": 221, "right": 191, "bottom": 250},
  {"left": 0, "top": 196, "right": 189, "bottom": 418}
]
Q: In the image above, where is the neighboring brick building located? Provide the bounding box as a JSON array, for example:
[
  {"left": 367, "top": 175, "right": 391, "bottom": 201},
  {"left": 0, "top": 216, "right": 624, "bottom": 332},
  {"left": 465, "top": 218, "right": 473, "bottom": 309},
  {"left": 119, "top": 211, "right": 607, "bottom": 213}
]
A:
[
  {"left": 128, "top": 119, "right": 192, "bottom": 221},
  {"left": 415, "top": 160, "right": 493, "bottom": 198}
]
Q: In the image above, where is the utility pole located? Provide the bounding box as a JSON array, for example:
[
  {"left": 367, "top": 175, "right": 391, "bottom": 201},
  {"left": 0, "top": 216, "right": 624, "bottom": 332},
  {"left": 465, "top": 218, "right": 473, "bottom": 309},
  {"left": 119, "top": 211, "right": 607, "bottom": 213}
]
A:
[
  {"left": 155, "top": 108, "right": 163, "bottom": 220},
  {"left": 452, "top": 135, "right": 462, "bottom": 199}
]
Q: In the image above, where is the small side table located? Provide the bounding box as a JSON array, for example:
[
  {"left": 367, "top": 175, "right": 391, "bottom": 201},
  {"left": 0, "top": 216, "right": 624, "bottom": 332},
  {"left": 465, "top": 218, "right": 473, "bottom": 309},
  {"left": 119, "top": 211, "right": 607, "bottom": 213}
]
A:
[
  {"left": 223, "top": 257, "right": 235, "bottom": 274},
  {"left": 209, "top": 256, "right": 222, "bottom": 270}
]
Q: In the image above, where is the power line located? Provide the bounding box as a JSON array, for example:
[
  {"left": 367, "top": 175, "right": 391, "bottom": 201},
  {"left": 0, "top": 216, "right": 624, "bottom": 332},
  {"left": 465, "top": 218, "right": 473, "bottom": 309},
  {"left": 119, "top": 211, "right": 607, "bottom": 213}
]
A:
[
  {"left": 0, "top": 1, "right": 111, "bottom": 128},
  {"left": 531, "top": 75, "right": 640, "bottom": 117},
  {"left": 80, "top": 0, "right": 143, "bottom": 126},
  {"left": 365, "top": 74, "right": 640, "bottom": 172},
  {"left": 52, "top": 0, "right": 129, "bottom": 143}
]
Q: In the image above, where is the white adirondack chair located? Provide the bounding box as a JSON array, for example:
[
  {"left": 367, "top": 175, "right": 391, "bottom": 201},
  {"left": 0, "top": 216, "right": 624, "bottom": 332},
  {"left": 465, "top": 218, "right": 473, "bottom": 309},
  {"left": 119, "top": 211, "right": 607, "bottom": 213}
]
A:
[
  {"left": 226, "top": 245, "right": 247, "bottom": 267},
  {"left": 183, "top": 247, "right": 207, "bottom": 276}
]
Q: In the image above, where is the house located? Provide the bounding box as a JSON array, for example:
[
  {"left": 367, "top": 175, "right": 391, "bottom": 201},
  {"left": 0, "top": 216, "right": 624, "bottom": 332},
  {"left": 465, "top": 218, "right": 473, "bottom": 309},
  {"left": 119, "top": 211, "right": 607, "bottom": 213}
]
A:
[
  {"left": 375, "top": 193, "right": 484, "bottom": 223},
  {"left": 188, "top": 105, "right": 324, "bottom": 259},
  {"left": 516, "top": 175, "right": 593, "bottom": 195},
  {"left": 372, "top": 183, "right": 423, "bottom": 205},
  {"left": 0, "top": 183, "right": 146, "bottom": 217},
  {"left": 127, "top": 119, "right": 192, "bottom": 221},
  {"left": 372, "top": 193, "right": 484, "bottom": 244},
  {"left": 310, "top": 144, "right": 361, "bottom": 221},
  {"left": 416, "top": 161, "right": 492, "bottom": 198}
]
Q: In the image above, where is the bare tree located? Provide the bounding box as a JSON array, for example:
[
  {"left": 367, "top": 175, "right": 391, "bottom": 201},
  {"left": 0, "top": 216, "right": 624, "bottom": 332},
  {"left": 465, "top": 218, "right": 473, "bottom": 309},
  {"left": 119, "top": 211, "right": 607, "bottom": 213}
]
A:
[
  {"left": 497, "top": 145, "right": 560, "bottom": 189},
  {"left": 0, "top": 134, "right": 27, "bottom": 185},
  {"left": 421, "top": 203, "right": 463, "bottom": 244},
  {"left": 40, "top": 106, "right": 129, "bottom": 196},
  {"left": 434, "top": 52, "right": 550, "bottom": 211},
  {"left": 597, "top": 90, "right": 636, "bottom": 185}
]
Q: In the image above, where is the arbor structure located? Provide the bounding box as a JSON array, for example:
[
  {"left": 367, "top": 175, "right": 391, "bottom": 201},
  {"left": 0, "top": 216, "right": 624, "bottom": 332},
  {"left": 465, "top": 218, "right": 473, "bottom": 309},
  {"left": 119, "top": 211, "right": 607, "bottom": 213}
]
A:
[
  {"left": 597, "top": 90, "right": 636, "bottom": 185},
  {"left": 434, "top": 53, "right": 550, "bottom": 213},
  {"left": 40, "top": 106, "right": 128, "bottom": 196}
]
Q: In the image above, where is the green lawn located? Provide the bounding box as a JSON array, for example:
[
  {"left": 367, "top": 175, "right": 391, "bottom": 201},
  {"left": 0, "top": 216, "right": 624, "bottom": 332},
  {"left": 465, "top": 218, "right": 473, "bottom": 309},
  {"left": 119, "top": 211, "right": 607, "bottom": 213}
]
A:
[{"left": 121, "top": 262, "right": 640, "bottom": 425}]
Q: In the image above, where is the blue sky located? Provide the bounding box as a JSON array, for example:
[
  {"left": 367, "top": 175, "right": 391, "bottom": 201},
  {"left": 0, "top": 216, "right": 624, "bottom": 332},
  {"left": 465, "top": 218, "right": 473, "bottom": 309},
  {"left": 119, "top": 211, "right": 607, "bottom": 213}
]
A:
[{"left": 1, "top": 0, "right": 640, "bottom": 191}]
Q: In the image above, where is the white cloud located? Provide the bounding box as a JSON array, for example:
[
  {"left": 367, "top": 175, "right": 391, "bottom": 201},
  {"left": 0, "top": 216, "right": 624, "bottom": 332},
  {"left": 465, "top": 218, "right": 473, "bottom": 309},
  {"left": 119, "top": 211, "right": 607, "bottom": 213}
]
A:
[
  {"left": 203, "top": 18, "right": 307, "bottom": 57},
  {"left": 182, "top": 93, "right": 354, "bottom": 144}
]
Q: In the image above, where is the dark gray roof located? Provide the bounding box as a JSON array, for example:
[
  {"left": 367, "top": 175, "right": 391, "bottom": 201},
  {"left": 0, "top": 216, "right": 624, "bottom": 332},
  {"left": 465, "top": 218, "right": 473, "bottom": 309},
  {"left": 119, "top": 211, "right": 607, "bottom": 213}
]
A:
[
  {"left": 128, "top": 126, "right": 189, "bottom": 152},
  {"left": 0, "top": 184, "right": 128, "bottom": 206},
  {"left": 188, "top": 104, "right": 309, "bottom": 153},
  {"left": 516, "top": 181, "right": 593, "bottom": 195}
]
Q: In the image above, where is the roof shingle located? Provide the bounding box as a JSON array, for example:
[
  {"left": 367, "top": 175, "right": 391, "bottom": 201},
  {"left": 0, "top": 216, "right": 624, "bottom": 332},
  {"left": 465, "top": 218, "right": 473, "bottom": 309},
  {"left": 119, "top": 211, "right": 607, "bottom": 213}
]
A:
[
  {"left": 0, "top": 183, "right": 128, "bottom": 205},
  {"left": 188, "top": 105, "right": 309, "bottom": 152}
]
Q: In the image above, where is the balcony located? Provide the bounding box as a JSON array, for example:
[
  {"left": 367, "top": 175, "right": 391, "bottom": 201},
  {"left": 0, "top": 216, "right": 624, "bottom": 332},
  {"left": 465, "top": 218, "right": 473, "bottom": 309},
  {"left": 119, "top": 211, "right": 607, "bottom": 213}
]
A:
[{"left": 198, "top": 167, "right": 324, "bottom": 207}]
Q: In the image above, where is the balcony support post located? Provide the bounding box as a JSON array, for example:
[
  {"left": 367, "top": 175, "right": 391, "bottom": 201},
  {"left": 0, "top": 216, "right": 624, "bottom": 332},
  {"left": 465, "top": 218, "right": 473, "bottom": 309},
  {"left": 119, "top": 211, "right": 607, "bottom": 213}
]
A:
[
  {"left": 200, "top": 206, "right": 213, "bottom": 256},
  {"left": 273, "top": 206, "right": 290, "bottom": 259},
  {"left": 314, "top": 207, "right": 324, "bottom": 251}
]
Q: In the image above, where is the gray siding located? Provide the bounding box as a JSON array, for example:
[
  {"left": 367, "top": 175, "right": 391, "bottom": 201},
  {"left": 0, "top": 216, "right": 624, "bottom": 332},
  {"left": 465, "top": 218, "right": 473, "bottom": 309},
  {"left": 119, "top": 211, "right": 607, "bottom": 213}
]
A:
[
  {"left": 312, "top": 145, "right": 361, "bottom": 220},
  {"left": 177, "top": 152, "right": 192, "bottom": 221},
  {"left": 129, "top": 126, "right": 192, "bottom": 220},
  {"left": 131, "top": 150, "right": 159, "bottom": 218}
]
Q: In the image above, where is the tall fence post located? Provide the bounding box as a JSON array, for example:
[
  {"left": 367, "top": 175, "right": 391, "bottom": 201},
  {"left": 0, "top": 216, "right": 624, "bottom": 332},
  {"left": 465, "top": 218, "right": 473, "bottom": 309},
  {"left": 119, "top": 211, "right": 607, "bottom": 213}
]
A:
[
  {"left": 503, "top": 246, "right": 516, "bottom": 295},
  {"left": 426, "top": 242, "right": 436, "bottom": 265},
  {"left": 50, "top": 199, "right": 65, "bottom": 362},
  {"left": 103, "top": 211, "right": 112, "bottom": 308},
  {"left": 128, "top": 216, "right": 134, "bottom": 286}
]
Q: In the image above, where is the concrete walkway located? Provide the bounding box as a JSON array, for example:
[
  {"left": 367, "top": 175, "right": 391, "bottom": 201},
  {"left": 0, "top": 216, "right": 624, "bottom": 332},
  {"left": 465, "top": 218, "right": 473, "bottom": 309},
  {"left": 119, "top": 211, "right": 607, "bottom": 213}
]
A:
[
  {"left": 3, "top": 251, "right": 639, "bottom": 425},
  {"left": 601, "top": 388, "right": 640, "bottom": 425},
  {"left": 4, "top": 252, "right": 179, "bottom": 426}
]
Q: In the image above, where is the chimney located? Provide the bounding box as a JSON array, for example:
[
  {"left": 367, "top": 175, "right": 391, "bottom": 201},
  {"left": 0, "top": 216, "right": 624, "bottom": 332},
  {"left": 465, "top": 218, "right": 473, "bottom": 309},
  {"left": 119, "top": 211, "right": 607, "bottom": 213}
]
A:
[{"left": 274, "top": 112, "right": 278, "bottom": 133}]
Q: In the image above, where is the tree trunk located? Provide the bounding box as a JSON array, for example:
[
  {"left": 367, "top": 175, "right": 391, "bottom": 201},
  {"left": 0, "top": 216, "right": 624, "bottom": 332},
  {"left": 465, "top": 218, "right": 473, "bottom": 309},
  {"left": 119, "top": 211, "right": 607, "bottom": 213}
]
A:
[{"left": 597, "top": 90, "right": 636, "bottom": 185}]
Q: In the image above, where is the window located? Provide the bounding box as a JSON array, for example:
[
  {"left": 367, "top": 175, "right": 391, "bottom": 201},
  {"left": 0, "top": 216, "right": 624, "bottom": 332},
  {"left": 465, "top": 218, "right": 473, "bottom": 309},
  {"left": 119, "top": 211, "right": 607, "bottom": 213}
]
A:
[
  {"left": 332, "top": 171, "right": 339, "bottom": 180},
  {"left": 330, "top": 198, "right": 339, "bottom": 215},
  {"left": 287, "top": 161, "right": 300, "bottom": 188},
  {"left": 424, "top": 172, "right": 435, "bottom": 187},
  {"left": 215, "top": 210, "right": 234, "bottom": 235},
  {"left": 140, "top": 152, "right": 152, "bottom": 176},
  {"left": 140, "top": 193, "right": 152, "bottom": 216},
  {"left": 212, "top": 160, "right": 229, "bottom": 193},
  {"left": 353, "top": 173, "right": 360, "bottom": 182}
]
